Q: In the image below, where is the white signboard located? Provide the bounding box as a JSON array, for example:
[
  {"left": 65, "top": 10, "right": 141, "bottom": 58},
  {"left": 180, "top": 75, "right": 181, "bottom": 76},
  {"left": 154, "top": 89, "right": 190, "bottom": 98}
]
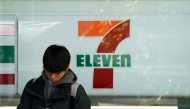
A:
[{"left": 18, "top": 14, "right": 190, "bottom": 96}]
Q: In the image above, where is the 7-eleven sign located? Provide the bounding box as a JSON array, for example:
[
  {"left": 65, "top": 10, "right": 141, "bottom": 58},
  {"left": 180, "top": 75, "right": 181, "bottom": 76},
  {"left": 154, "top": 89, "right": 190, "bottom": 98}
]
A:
[{"left": 78, "top": 20, "right": 130, "bottom": 89}]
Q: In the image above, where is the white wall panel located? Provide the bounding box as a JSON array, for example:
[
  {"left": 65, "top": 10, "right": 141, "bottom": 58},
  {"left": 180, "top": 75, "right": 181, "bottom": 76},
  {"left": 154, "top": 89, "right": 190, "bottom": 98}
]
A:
[{"left": 0, "top": 14, "right": 17, "bottom": 96}]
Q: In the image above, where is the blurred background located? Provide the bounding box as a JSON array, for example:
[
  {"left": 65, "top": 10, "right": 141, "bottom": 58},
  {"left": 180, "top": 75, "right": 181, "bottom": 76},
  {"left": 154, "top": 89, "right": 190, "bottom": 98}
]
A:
[{"left": 0, "top": 0, "right": 190, "bottom": 109}]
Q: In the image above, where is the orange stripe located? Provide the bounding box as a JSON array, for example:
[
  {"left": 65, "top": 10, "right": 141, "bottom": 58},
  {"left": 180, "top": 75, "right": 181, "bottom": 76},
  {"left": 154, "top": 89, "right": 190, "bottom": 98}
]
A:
[
  {"left": 78, "top": 21, "right": 121, "bottom": 37},
  {"left": 0, "top": 24, "right": 15, "bottom": 36}
]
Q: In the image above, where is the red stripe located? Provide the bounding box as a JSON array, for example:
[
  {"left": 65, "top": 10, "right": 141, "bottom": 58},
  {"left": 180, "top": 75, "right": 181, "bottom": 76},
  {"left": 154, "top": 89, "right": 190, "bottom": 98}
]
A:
[
  {"left": 93, "top": 68, "right": 113, "bottom": 88},
  {"left": 93, "top": 20, "right": 130, "bottom": 89},
  {"left": 97, "top": 20, "right": 130, "bottom": 53},
  {"left": 0, "top": 74, "right": 15, "bottom": 84}
]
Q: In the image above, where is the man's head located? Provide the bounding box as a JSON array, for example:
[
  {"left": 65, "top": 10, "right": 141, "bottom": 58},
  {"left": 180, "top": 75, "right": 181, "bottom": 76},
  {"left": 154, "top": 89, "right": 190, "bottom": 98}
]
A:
[{"left": 43, "top": 44, "right": 70, "bottom": 83}]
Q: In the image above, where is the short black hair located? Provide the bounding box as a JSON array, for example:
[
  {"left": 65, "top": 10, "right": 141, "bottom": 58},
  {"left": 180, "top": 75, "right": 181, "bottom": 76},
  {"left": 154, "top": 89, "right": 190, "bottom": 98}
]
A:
[{"left": 43, "top": 44, "right": 70, "bottom": 73}]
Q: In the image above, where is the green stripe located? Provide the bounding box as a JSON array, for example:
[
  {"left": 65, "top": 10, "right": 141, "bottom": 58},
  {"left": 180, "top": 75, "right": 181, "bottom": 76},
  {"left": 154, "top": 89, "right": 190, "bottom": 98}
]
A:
[{"left": 0, "top": 46, "right": 14, "bottom": 63}]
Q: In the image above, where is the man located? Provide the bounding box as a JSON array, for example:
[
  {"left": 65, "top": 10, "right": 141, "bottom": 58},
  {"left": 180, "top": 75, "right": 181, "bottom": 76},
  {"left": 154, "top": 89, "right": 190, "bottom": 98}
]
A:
[{"left": 17, "top": 45, "right": 91, "bottom": 109}]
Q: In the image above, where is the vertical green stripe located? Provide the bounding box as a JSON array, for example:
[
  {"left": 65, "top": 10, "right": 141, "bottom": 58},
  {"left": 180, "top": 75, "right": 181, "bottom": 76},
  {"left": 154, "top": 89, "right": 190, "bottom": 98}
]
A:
[{"left": 0, "top": 46, "right": 14, "bottom": 63}]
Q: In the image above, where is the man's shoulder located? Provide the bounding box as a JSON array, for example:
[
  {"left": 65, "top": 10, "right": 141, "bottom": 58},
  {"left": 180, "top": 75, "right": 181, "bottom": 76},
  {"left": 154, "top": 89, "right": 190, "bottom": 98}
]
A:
[
  {"left": 26, "top": 76, "right": 43, "bottom": 87},
  {"left": 23, "top": 78, "right": 35, "bottom": 89},
  {"left": 72, "top": 84, "right": 91, "bottom": 108},
  {"left": 27, "top": 78, "right": 35, "bottom": 85},
  {"left": 71, "top": 82, "right": 80, "bottom": 98},
  {"left": 75, "top": 84, "right": 89, "bottom": 97}
]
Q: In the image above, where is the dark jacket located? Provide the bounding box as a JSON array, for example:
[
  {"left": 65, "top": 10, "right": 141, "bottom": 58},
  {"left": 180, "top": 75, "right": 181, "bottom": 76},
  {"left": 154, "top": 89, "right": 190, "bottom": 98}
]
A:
[{"left": 17, "top": 70, "right": 91, "bottom": 109}]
